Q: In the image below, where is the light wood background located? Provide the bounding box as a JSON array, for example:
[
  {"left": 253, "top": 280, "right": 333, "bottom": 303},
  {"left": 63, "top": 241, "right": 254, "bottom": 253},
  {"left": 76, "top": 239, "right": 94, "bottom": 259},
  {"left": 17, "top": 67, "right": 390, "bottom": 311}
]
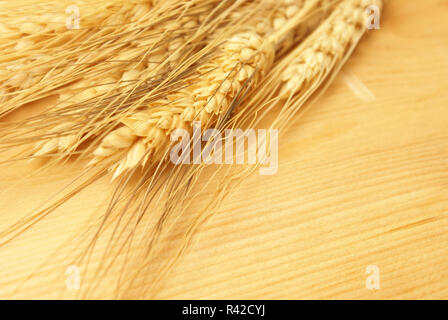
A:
[{"left": 0, "top": 0, "right": 447, "bottom": 299}]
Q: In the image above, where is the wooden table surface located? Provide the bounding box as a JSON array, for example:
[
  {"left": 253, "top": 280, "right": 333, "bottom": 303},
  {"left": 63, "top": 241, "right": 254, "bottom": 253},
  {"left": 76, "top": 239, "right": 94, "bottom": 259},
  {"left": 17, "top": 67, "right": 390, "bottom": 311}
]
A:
[{"left": 0, "top": 0, "right": 447, "bottom": 299}]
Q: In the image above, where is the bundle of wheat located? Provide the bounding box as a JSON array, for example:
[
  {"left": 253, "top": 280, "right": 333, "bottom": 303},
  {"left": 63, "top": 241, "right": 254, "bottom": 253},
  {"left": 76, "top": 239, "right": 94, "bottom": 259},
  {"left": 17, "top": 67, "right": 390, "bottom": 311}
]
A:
[{"left": 0, "top": 0, "right": 384, "bottom": 299}]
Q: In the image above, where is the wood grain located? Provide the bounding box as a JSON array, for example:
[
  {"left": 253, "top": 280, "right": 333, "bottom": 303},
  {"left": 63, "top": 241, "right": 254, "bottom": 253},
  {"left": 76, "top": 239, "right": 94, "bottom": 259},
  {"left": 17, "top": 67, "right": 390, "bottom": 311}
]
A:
[{"left": 0, "top": 0, "right": 447, "bottom": 299}]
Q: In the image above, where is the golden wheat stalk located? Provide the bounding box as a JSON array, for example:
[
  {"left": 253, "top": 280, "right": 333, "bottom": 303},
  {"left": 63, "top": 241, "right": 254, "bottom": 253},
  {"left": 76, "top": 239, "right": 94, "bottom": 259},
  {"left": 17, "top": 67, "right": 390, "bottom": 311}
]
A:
[
  {"left": 91, "top": 0, "right": 329, "bottom": 178},
  {"left": 281, "top": 0, "right": 380, "bottom": 97},
  {"left": 232, "top": 0, "right": 382, "bottom": 141}
]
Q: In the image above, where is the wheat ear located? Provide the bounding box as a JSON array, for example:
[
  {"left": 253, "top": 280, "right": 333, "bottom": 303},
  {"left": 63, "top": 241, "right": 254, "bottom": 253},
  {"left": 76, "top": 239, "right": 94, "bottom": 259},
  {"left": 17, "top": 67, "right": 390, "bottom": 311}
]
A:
[
  {"left": 91, "top": 0, "right": 326, "bottom": 178},
  {"left": 231, "top": 0, "right": 383, "bottom": 142},
  {"left": 91, "top": 31, "right": 275, "bottom": 178},
  {"left": 280, "top": 0, "right": 382, "bottom": 97}
]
